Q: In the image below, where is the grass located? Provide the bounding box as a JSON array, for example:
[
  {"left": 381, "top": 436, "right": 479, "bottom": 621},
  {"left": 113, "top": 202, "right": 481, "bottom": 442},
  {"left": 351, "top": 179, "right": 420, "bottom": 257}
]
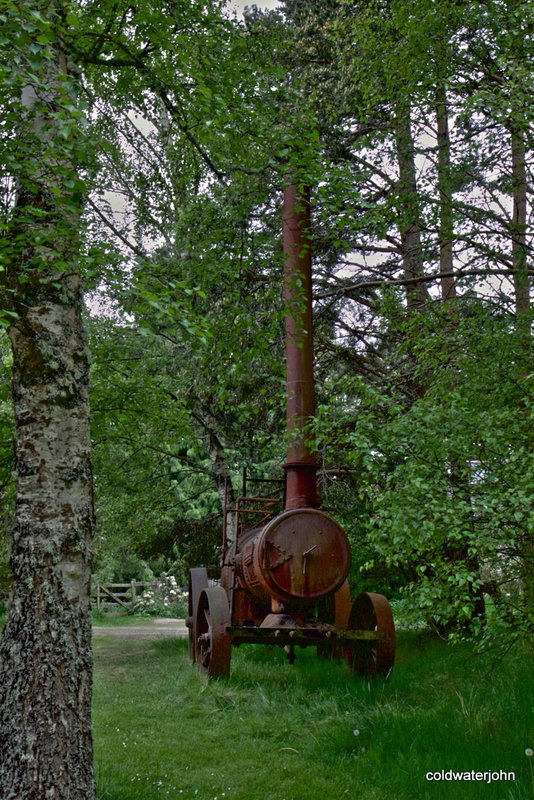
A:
[
  {"left": 92, "top": 631, "right": 534, "bottom": 800},
  {"left": 0, "top": 610, "right": 177, "bottom": 630},
  {"left": 91, "top": 610, "right": 179, "bottom": 626}
]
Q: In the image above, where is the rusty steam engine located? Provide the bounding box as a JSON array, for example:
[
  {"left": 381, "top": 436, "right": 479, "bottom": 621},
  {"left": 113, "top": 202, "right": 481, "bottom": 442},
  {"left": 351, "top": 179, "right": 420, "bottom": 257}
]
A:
[{"left": 186, "top": 183, "right": 395, "bottom": 679}]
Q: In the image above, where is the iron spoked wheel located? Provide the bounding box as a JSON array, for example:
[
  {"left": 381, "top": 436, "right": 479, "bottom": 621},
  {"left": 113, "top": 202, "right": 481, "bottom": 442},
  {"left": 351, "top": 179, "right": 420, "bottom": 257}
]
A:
[
  {"left": 187, "top": 568, "right": 208, "bottom": 662},
  {"left": 195, "top": 586, "right": 231, "bottom": 678},
  {"left": 345, "top": 592, "right": 395, "bottom": 678}
]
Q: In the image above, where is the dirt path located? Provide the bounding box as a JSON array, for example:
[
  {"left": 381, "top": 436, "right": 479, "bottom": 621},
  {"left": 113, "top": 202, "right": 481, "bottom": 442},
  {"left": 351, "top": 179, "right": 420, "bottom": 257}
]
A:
[{"left": 93, "top": 619, "right": 188, "bottom": 640}]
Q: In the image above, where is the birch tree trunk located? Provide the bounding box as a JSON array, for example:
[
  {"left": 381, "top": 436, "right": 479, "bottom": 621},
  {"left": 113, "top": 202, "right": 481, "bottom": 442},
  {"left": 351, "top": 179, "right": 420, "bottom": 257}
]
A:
[{"left": 0, "top": 7, "right": 95, "bottom": 798}]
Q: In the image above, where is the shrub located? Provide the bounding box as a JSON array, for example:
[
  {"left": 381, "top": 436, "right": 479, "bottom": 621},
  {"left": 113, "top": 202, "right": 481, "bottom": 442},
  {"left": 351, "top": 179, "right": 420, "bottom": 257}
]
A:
[{"left": 133, "top": 573, "right": 188, "bottom": 618}]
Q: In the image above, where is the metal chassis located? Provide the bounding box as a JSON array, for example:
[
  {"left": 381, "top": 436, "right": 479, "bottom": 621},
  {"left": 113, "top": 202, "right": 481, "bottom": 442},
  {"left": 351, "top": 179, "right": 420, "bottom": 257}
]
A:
[{"left": 227, "top": 625, "right": 391, "bottom": 648}]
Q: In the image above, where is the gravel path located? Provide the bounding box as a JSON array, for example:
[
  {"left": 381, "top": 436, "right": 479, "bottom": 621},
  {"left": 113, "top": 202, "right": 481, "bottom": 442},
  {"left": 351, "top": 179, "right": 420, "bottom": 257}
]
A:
[{"left": 93, "top": 619, "right": 188, "bottom": 640}]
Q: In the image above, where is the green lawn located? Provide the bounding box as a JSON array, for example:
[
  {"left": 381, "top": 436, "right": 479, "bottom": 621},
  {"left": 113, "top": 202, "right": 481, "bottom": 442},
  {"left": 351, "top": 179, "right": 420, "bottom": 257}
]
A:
[
  {"left": 92, "top": 611, "right": 178, "bottom": 627},
  {"left": 92, "top": 631, "right": 534, "bottom": 800}
]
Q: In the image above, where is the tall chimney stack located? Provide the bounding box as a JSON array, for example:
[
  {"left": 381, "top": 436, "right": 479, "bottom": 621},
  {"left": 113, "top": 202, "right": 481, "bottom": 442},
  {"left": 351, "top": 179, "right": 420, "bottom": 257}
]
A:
[{"left": 283, "top": 182, "right": 319, "bottom": 510}]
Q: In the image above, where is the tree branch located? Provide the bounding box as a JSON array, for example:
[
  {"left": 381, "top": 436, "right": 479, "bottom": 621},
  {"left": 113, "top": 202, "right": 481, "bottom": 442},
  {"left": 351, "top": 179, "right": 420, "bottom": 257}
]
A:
[
  {"left": 315, "top": 268, "right": 534, "bottom": 299},
  {"left": 86, "top": 196, "right": 146, "bottom": 259}
]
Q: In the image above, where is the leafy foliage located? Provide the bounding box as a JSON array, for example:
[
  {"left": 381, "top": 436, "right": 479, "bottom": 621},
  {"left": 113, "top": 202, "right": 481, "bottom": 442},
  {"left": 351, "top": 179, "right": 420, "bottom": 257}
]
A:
[{"left": 3, "top": 0, "right": 534, "bottom": 649}]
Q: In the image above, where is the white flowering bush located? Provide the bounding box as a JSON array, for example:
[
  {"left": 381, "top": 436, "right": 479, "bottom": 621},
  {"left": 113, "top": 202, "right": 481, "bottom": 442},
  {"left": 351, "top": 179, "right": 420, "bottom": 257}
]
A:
[{"left": 133, "top": 572, "right": 188, "bottom": 617}]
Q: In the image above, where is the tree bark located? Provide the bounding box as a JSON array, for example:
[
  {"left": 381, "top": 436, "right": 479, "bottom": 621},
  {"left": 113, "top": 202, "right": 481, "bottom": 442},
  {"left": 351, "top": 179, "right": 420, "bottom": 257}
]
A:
[
  {"left": 506, "top": 0, "right": 530, "bottom": 327},
  {"left": 511, "top": 127, "right": 529, "bottom": 323},
  {"left": 510, "top": 124, "right": 534, "bottom": 610},
  {"left": 0, "top": 280, "right": 95, "bottom": 800},
  {"left": 393, "top": 103, "right": 428, "bottom": 312},
  {"left": 506, "top": 0, "right": 533, "bottom": 609},
  {"left": 435, "top": 80, "right": 456, "bottom": 302},
  {"left": 192, "top": 406, "right": 237, "bottom": 541},
  {"left": 0, "top": 10, "right": 95, "bottom": 799}
]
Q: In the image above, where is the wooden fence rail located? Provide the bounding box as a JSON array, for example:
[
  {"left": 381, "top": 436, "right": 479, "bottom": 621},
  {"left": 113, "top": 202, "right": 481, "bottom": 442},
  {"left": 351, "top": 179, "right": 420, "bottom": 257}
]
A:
[{"left": 91, "top": 580, "right": 159, "bottom": 610}]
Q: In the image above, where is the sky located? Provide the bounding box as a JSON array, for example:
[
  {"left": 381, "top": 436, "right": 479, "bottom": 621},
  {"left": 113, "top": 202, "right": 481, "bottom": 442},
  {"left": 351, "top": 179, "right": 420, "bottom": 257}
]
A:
[{"left": 227, "top": 0, "right": 282, "bottom": 16}]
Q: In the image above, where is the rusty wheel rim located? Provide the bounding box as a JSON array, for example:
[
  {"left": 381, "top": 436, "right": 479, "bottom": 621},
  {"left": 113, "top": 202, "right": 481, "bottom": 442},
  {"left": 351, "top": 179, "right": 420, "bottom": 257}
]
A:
[
  {"left": 195, "top": 586, "right": 231, "bottom": 678},
  {"left": 187, "top": 568, "right": 208, "bottom": 662},
  {"left": 345, "top": 592, "right": 395, "bottom": 677}
]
